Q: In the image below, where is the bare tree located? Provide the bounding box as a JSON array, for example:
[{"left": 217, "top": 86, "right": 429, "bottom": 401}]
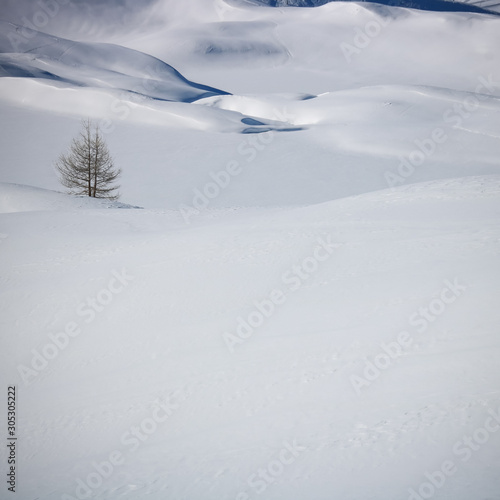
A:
[{"left": 55, "top": 119, "right": 121, "bottom": 200}]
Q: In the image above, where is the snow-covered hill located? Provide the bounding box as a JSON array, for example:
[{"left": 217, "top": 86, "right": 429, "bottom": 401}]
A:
[
  {"left": 0, "top": 1, "right": 499, "bottom": 499},
  {"left": 0, "top": 21, "right": 229, "bottom": 103}
]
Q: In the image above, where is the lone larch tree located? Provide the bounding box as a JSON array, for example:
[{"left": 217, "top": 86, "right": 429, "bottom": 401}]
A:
[{"left": 55, "top": 119, "right": 121, "bottom": 200}]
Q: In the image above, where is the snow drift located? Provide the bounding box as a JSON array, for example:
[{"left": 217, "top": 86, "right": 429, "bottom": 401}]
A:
[{"left": 0, "top": 21, "right": 229, "bottom": 103}]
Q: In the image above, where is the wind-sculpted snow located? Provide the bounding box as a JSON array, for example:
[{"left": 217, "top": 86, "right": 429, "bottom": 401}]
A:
[{"left": 0, "top": 21, "right": 229, "bottom": 103}]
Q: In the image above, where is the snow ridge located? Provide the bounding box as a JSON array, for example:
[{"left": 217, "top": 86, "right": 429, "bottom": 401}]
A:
[{"left": 0, "top": 21, "right": 229, "bottom": 103}]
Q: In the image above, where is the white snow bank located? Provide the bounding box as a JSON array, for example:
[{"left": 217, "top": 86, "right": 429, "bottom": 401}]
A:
[{"left": 0, "top": 183, "right": 140, "bottom": 214}]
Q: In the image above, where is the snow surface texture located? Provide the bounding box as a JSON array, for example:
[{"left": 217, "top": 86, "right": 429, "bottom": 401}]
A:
[{"left": 0, "top": 1, "right": 500, "bottom": 499}]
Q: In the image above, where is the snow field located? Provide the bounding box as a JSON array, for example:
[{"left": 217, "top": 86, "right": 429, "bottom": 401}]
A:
[
  {"left": 1, "top": 175, "right": 500, "bottom": 498},
  {"left": 1, "top": 0, "right": 500, "bottom": 498}
]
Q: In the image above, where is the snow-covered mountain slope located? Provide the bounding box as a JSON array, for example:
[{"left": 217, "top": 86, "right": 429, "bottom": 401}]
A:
[
  {"left": 0, "top": 1, "right": 499, "bottom": 499},
  {"left": 1, "top": 1, "right": 499, "bottom": 208},
  {"left": 0, "top": 21, "right": 229, "bottom": 103},
  {"left": 105, "top": 0, "right": 500, "bottom": 97},
  {"left": 471, "top": 0, "right": 500, "bottom": 12},
  {"left": 1, "top": 176, "right": 499, "bottom": 500},
  {"left": 2, "top": 1, "right": 500, "bottom": 95},
  {"left": 249, "top": 0, "right": 500, "bottom": 15},
  {"left": 1, "top": 80, "right": 499, "bottom": 209}
]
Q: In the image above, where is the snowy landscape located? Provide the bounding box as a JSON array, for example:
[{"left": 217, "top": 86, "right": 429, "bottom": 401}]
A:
[{"left": 0, "top": 0, "right": 500, "bottom": 499}]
